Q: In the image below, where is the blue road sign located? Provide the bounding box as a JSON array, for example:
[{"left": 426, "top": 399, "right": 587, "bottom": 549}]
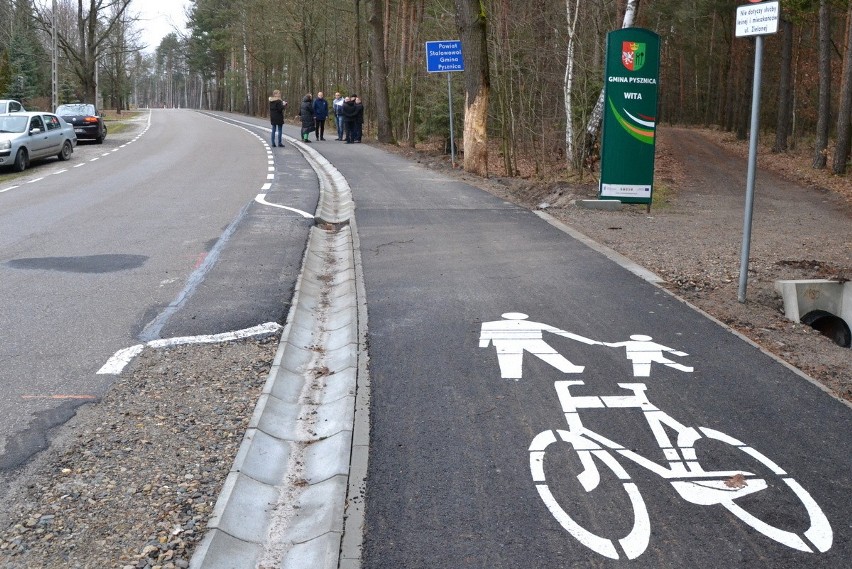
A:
[{"left": 426, "top": 40, "right": 464, "bottom": 73}]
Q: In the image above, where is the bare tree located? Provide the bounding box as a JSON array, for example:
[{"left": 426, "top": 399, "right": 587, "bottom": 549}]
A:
[
  {"left": 368, "top": 0, "right": 394, "bottom": 143},
  {"left": 773, "top": 18, "right": 793, "bottom": 152},
  {"left": 34, "top": 0, "right": 135, "bottom": 103},
  {"left": 454, "top": 0, "right": 490, "bottom": 176},
  {"left": 813, "top": 0, "right": 831, "bottom": 169},
  {"left": 583, "top": 0, "right": 640, "bottom": 168},
  {"left": 833, "top": 1, "right": 852, "bottom": 174},
  {"left": 563, "top": 0, "right": 581, "bottom": 167}
]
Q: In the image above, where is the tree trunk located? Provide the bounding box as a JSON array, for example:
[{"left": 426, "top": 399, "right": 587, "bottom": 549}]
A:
[
  {"left": 368, "top": 0, "right": 395, "bottom": 143},
  {"left": 455, "top": 0, "right": 490, "bottom": 177},
  {"left": 832, "top": 2, "right": 852, "bottom": 174},
  {"left": 735, "top": 42, "right": 754, "bottom": 141},
  {"left": 355, "top": 0, "right": 363, "bottom": 95},
  {"left": 773, "top": 18, "right": 793, "bottom": 152},
  {"left": 813, "top": 0, "right": 831, "bottom": 169},
  {"left": 583, "top": 0, "right": 640, "bottom": 168},
  {"left": 563, "top": 0, "right": 580, "bottom": 167}
]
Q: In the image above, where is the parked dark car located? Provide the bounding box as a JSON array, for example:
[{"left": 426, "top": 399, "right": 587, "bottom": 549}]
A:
[{"left": 56, "top": 103, "right": 107, "bottom": 143}]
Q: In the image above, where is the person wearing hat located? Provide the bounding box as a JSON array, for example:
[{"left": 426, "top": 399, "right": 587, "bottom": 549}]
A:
[{"left": 299, "top": 94, "right": 315, "bottom": 143}]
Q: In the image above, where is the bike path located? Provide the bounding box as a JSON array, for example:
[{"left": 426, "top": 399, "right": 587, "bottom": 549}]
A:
[{"left": 311, "top": 142, "right": 850, "bottom": 568}]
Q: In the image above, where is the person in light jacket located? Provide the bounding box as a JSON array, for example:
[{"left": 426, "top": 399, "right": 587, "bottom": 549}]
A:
[{"left": 332, "top": 92, "right": 345, "bottom": 140}]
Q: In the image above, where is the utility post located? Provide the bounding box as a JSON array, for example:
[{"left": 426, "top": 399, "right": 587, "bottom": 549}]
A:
[{"left": 51, "top": 0, "right": 58, "bottom": 111}]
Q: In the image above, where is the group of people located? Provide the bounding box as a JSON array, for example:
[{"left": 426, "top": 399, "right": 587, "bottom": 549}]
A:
[
  {"left": 267, "top": 89, "right": 364, "bottom": 147},
  {"left": 331, "top": 92, "right": 364, "bottom": 144}
]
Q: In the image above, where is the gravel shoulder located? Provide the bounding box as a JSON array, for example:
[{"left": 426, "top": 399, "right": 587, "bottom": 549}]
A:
[{"left": 0, "top": 124, "right": 848, "bottom": 568}]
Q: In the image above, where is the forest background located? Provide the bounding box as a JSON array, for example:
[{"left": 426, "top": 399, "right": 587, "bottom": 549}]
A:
[{"left": 1, "top": 0, "right": 851, "bottom": 180}]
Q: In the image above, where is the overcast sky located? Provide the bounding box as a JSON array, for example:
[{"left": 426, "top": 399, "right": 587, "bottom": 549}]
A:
[{"left": 134, "top": 0, "right": 191, "bottom": 52}]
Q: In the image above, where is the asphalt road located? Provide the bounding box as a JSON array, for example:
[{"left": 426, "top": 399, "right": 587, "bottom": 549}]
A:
[
  {"left": 0, "top": 110, "right": 315, "bottom": 469},
  {"left": 1, "top": 110, "right": 848, "bottom": 567},
  {"left": 311, "top": 141, "right": 850, "bottom": 567}
]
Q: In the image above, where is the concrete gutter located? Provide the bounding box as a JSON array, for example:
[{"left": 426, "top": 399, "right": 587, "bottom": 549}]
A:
[
  {"left": 774, "top": 279, "right": 851, "bottom": 325},
  {"left": 190, "top": 135, "right": 368, "bottom": 569}
]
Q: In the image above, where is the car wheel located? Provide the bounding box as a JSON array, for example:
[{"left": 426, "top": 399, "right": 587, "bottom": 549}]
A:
[
  {"left": 95, "top": 133, "right": 104, "bottom": 144},
  {"left": 58, "top": 140, "right": 73, "bottom": 161},
  {"left": 13, "top": 148, "right": 28, "bottom": 172}
]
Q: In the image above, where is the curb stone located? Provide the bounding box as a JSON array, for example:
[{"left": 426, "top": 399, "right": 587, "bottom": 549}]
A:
[{"left": 190, "top": 135, "right": 366, "bottom": 569}]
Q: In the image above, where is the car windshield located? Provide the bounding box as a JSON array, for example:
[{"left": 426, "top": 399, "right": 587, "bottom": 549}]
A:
[
  {"left": 57, "top": 104, "right": 96, "bottom": 116},
  {"left": 0, "top": 115, "right": 27, "bottom": 133}
]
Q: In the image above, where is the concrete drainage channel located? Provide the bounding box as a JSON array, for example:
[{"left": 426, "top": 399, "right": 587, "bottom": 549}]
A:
[
  {"left": 775, "top": 279, "right": 852, "bottom": 348},
  {"left": 189, "top": 136, "right": 369, "bottom": 569}
]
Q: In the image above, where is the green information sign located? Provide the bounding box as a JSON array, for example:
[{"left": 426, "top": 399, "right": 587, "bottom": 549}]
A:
[{"left": 599, "top": 28, "right": 661, "bottom": 205}]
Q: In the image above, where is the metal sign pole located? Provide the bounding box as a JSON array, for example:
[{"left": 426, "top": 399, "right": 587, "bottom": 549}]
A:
[
  {"left": 737, "top": 34, "right": 765, "bottom": 303},
  {"left": 734, "top": 0, "right": 778, "bottom": 303},
  {"left": 425, "top": 40, "right": 463, "bottom": 168},
  {"left": 448, "top": 73, "right": 456, "bottom": 167}
]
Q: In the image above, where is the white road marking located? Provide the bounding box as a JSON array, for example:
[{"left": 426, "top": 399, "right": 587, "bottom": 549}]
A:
[
  {"left": 98, "top": 322, "right": 283, "bottom": 375},
  {"left": 254, "top": 194, "right": 314, "bottom": 218},
  {"left": 97, "top": 345, "right": 145, "bottom": 375},
  {"left": 0, "top": 185, "right": 20, "bottom": 193},
  {"left": 261, "top": 183, "right": 272, "bottom": 191},
  {"left": 480, "top": 313, "right": 693, "bottom": 379}
]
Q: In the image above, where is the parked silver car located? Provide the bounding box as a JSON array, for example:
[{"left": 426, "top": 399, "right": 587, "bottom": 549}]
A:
[
  {"left": 0, "top": 112, "right": 77, "bottom": 172},
  {"left": 0, "top": 100, "right": 26, "bottom": 114}
]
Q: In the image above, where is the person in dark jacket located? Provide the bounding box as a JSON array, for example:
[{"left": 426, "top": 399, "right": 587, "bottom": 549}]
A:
[
  {"left": 269, "top": 90, "right": 287, "bottom": 147},
  {"left": 353, "top": 96, "right": 364, "bottom": 143},
  {"left": 341, "top": 96, "right": 358, "bottom": 144},
  {"left": 312, "top": 91, "right": 329, "bottom": 141},
  {"left": 299, "top": 94, "right": 315, "bottom": 143}
]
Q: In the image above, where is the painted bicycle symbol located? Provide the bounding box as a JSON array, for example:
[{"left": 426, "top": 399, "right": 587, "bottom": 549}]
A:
[{"left": 479, "top": 313, "right": 833, "bottom": 560}]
